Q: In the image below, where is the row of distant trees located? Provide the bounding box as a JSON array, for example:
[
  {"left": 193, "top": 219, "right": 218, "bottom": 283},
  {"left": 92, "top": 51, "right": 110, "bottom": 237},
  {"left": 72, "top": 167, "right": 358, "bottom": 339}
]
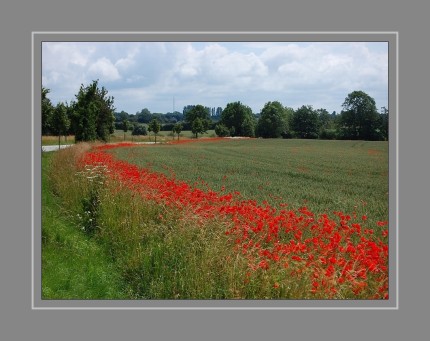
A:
[
  {"left": 175, "top": 91, "right": 388, "bottom": 141},
  {"left": 113, "top": 105, "right": 222, "bottom": 129},
  {"left": 217, "top": 92, "right": 388, "bottom": 140},
  {"left": 42, "top": 80, "right": 389, "bottom": 143},
  {"left": 42, "top": 80, "right": 115, "bottom": 143}
]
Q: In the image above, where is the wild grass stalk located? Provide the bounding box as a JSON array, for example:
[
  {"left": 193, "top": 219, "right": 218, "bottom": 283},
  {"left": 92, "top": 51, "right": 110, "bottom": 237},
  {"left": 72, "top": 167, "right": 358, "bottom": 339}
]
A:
[{"left": 42, "top": 151, "right": 129, "bottom": 299}]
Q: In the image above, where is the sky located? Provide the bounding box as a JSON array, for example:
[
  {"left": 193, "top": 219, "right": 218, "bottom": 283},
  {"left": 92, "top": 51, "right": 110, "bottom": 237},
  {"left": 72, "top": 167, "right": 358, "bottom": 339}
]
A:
[{"left": 42, "top": 41, "right": 388, "bottom": 115}]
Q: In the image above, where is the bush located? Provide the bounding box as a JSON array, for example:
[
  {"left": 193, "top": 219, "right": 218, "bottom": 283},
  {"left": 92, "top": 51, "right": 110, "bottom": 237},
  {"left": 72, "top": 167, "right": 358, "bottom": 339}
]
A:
[
  {"left": 132, "top": 124, "right": 147, "bottom": 136},
  {"left": 161, "top": 123, "right": 175, "bottom": 131},
  {"left": 281, "top": 130, "right": 293, "bottom": 139},
  {"left": 319, "top": 129, "right": 337, "bottom": 140},
  {"left": 215, "top": 123, "right": 230, "bottom": 137}
]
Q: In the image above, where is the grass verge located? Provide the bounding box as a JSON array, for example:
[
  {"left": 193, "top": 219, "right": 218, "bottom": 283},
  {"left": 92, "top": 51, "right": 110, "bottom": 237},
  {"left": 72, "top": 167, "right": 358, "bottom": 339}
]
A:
[{"left": 42, "top": 151, "right": 129, "bottom": 299}]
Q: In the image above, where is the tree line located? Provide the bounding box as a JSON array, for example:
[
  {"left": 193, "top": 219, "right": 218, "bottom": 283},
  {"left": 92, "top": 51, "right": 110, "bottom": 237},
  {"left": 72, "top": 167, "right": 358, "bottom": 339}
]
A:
[
  {"left": 42, "top": 80, "right": 115, "bottom": 143},
  {"left": 211, "top": 92, "right": 388, "bottom": 141},
  {"left": 42, "top": 80, "right": 388, "bottom": 144}
]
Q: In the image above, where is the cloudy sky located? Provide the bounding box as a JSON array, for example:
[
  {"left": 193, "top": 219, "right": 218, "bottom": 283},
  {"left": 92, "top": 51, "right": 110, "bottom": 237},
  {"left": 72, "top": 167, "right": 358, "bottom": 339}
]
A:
[{"left": 42, "top": 41, "right": 388, "bottom": 115}]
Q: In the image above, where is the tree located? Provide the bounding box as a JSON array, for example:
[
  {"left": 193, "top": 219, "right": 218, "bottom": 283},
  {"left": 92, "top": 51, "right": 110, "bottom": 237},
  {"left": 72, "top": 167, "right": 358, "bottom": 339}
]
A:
[
  {"left": 376, "top": 106, "right": 389, "bottom": 141},
  {"left": 71, "top": 80, "right": 115, "bottom": 142},
  {"left": 42, "top": 86, "right": 54, "bottom": 135},
  {"left": 165, "top": 111, "right": 183, "bottom": 123},
  {"left": 136, "top": 108, "right": 152, "bottom": 123},
  {"left": 131, "top": 123, "right": 147, "bottom": 136},
  {"left": 316, "top": 108, "right": 332, "bottom": 130},
  {"left": 64, "top": 101, "right": 75, "bottom": 140},
  {"left": 51, "top": 102, "right": 70, "bottom": 149},
  {"left": 172, "top": 122, "right": 183, "bottom": 141},
  {"left": 183, "top": 105, "right": 196, "bottom": 117},
  {"left": 215, "top": 123, "right": 230, "bottom": 137},
  {"left": 115, "top": 110, "right": 130, "bottom": 124},
  {"left": 122, "top": 119, "right": 129, "bottom": 141},
  {"left": 216, "top": 107, "right": 223, "bottom": 117},
  {"left": 256, "top": 101, "right": 290, "bottom": 138},
  {"left": 185, "top": 105, "right": 211, "bottom": 138},
  {"left": 338, "top": 90, "right": 380, "bottom": 140},
  {"left": 291, "top": 105, "right": 320, "bottom": 139},
  {"left": 148, "top": 118, "right": 161, "bottom": 143},
  {"left": 316, "top": 108, "right": 336, "bottom": 139},
  {"left": 191, "top": 117, "right": 205, "bottom": 138},
  {"left": 220, "top": 101, "right": 256, "bottom": 137}
]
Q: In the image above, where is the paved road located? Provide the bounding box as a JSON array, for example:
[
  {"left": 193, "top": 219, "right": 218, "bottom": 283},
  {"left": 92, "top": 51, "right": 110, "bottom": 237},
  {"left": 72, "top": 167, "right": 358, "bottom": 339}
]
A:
[
  {"left": 41, "top": 142, "right": 160, "bottom": 152},
  {"left": 42, "top": 144, "right": 73, "bottom": 152}
]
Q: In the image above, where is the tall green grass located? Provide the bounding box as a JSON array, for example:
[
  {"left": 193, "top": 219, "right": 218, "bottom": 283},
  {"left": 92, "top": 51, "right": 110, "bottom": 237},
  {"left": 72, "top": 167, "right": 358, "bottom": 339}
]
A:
[{"left": 42, "top": 150, "right": 129, "bottom": 299}]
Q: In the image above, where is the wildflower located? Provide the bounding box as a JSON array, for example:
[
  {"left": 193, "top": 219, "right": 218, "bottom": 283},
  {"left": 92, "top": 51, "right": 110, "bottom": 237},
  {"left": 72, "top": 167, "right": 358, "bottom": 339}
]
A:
[
  {"left": 258, "top": 260, "right": 269, "bottom": 270},
  {"left": 77, "top": 141, "right": 389, "bottom": 300},
  {"left": 325, "top": 265, "right": 335, "bottom": 277}
]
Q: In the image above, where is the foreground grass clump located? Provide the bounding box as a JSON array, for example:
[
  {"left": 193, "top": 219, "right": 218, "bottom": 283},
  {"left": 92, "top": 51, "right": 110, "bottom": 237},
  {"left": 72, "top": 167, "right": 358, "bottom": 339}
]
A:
[
  {"left": 97, "top": 186, "right": 240, "bottom": 299},
  {"left": 42, "top": 151, "right": 129, "bottom": 299},
  {"left": 42, "top": 135, "right": 75, "bottom": 146}
]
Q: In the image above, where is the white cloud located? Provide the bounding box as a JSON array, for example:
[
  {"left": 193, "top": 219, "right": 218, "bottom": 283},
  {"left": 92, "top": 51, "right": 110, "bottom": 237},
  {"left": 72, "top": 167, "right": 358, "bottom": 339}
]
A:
[
  {"left": 89, "top": 57, "right": 121, "bottom": 81},
  {"left": 114, "top": 45, "right": 140, "bottom": 71}
]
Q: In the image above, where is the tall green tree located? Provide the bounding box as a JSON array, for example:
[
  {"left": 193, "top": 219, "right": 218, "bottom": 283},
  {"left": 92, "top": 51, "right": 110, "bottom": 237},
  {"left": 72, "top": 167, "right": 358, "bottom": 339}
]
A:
[
  {"left": 191, "top": 117, "right": 206, "bottom": 138},
  {"left": 122, "top": 119, "right": 129, "bottom": 141},
  {"left": 64, "top": 101, "right": 75, "bottom": 140},
  {"left": 42, "top": 86, "right": 54, "bottom": 135},
  {"left": 220, "top": 101, "right": 255, "bottom": 137},
  {"left": 338, "top": 90, "right": 380, "bottom": 140},
  {"left": 71, "top": 80, "right": 115, "bottom": 142},
  {"left": 185, "top": 105, "right": 211, "bottom": 138},
  {"left": 316, "top": 108, "right": 333, "bottom": 130},
  {"left": 172, "top": 122, "right": 183, "bottom": 141},
  {"left": 136, "top": 108, "right": 152, "bottom": 123},
  {"left": 115, "top": 110, "right": 130, "bottom": 123},
  {"left": 291, "top": 105, "right": 320, "bottom": 139},
  {"left": 256, "top": 101, "right": 290, "bottom": 138},
  {"left": 316, "top": 108, "right": 336, "bottom": 139},
  {"left": 376, "top": 106, "right": 389, "bottom": 140},
  {"left": 148, "top": 118, "right": 161, "bottom": 143},
  {"left": 51, "top": 102, "right": 70, "bottom": 149}
]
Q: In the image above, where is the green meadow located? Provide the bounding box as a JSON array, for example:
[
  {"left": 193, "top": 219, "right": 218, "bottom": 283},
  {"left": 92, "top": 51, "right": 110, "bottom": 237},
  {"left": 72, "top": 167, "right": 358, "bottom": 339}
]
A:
[
  {"left": 42, "top": 138, "right": 389, "bottom": 299},
  {"left": 110, "top": 138, "right": 389, "bottom": 227}
]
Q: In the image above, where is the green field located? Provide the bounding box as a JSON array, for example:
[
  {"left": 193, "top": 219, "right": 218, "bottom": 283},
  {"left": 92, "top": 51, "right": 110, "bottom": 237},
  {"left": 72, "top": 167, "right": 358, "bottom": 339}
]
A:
[
  {"left": 43, "top": 138, "right": 389, "bottom": 299},
  {"left": 110, "top": 138, "right": 389, "bottom": 226}
]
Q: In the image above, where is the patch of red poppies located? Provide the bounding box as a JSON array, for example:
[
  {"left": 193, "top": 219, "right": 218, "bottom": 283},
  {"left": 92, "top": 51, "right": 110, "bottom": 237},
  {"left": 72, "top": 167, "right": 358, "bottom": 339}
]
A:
[{"left": 78, "top": 142, "right": 389, "bottom": 299}]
